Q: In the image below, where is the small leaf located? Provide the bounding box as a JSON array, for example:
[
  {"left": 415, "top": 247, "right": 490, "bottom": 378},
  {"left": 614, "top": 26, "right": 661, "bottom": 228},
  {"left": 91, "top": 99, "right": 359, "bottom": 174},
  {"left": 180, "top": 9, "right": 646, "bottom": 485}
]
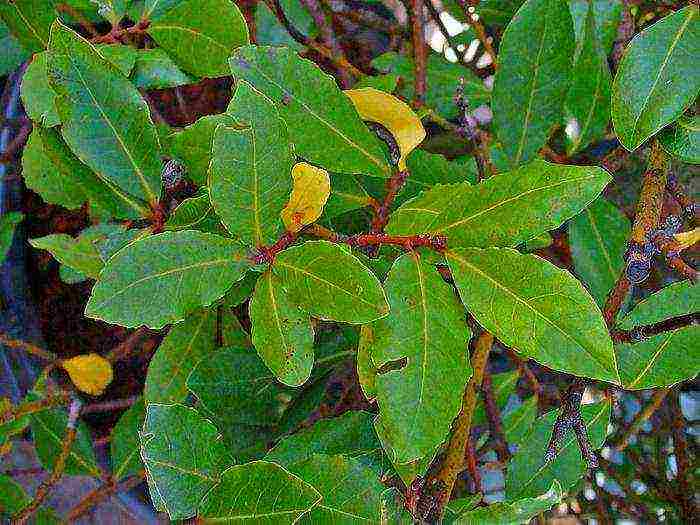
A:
[
  {"left": 131, "top": 47, "right": 196, "bottom": 90},
  {"left": 198, "top": 461, "right": 321, "bottom": 523},
  {"left": 164, "top": 190, "right": 215, "bottom": 231},
  {"left": 674, "top": 226, "right": 700, "bottom": 250},
  {"left": 272, "top": 241, "right": 390, "bottom": 324},
  {"left": 146, "top": 0, "right": 249, "bottom": 78},
  {"left": 492, "top": 0, "right": 575, "bottom": 168},
  {"left": 61, "top": 353, "right": 113, "bottom": 396},
  {"left": 472, "top": 370, "right": 519, "bottom": 427},
  {"left": 569, "top": 197, "right": 631, "bottom": 307},
  {"left": 111, "top": 397, "right": 145, "bottom": 480},
  {"left": 658, "top": 115, "right": 700, "bottom": 164},
  {"left": 0, "top": 212, "right": 23, "bottom": 265},
  {"left": 357, "top": 325, "right": 378, "bottom": 400},
  {"left": 616, "top": 281, "right": 699, "bottom": 390},
  {"left": 345, "top": 88, "right": 426, "bottom": 170},
  {"left": 503, "top": 396, "right": 539, "bottom": 445},
  {"left": 0, "top": 0, "right": 56, "bottom": 52},
  {"left": 86, "top": 231, "right": 251, "bottom": 329},
  {"left": 30, "top": 233, "right": 104, "bottom": 279},
  {"left": 230, "top": 45, "right": 390, "bottom": 178},
  {"left": 250, "top": 270, "right": 314, "bottom": 387},
  {"left": 387, "top": 160, "right": 611, "bottom": 249},
  {"left": 255, "top": 0, "right": 313, "bottom": 51},
  {"left": 365, "top": 251, "right": 472, "bottom": 464},
  {"left": 141, "top": 403, "right": 227, "bottom": 520},
  {"left": 21, "top": 52, "right": 60, "bottom": 127},
  {"left": 447, "top": 248, "right": 619, "bottom": 383},
  {"left": 611, "top": 6, "right": 700, "bottom": 151},
  {"left": 281, "top": 162, "right": 331, "bottom": 233}
]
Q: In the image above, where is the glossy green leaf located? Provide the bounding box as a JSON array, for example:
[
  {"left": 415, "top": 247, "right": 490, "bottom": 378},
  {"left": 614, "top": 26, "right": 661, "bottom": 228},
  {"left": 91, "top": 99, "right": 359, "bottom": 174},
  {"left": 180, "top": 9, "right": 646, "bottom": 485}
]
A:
[
  {"left": 141, "top": 403, "right": 227, "bottom": 520},
  {"left": 0, "top": 20, "right": 31, "bottom": 76},
  {"left": 144, "top": 309, "right": 219, "bottom": 404},
  {"left": 21, "top": 52, "right": 59, "bottom": 127},
  {"left": 492, "top": 0, "right": 575, "bottom": 167},
  {"left": 0, "top": 0, "right": 56, "bottom": 53},
  {"left": 616, "top": 281, "right": 699, "bottom": 390},
  {"left": 229, "top": 45, "right": 390, "bottom": 178},
  {"left": 365, "top": 251, "right": 471, "bottom": 464},
  {"left": 569, "top": 197, "right": 630, "bottom": 307},
  {"left": 250, "top": 270, "right": 314, "bottom": 387},
  {"left": 472, "top": 370, "right": 519, "bottom": 427},
  {"left": 47, "top": 22, "right": 163, "bottom": 205},
  {"left": 398, "top": 150, "right": 477, "bottom": 207},
  {"left": 503, "top": 396, "right": 539, "bottom": 445},
  {"left": 387, "top": 160, "right": 611, "bottom": 248},
  {"left": 570, "top": 0, "right": 622, "bottom": 55},
  {"left": 147, "top": 0, "right": 248, "bottom": 78},
  {"left": 506, "top": 400, "right": 610, "bottom": 500},
  {"left": 324, "top": 173, "right": 373, "bottom": 218},
  {"left": 164, "top": 190, "right": 215, "bottom": 231},
  {"left": 96, "top": 43, "right": 137, "bottom": 76},
  {"left": 454, "top": 481, "right": 562, "bottom": 524},
  {"left": 22, "top": 127, "right": 141, "bottom": 219},
  {"left": 272, "top": 241, "right": 390, "bottom": 324},
  {"left": 564, "top": 1, "right": 612, "bottom": 154},
  {"left": 447, "top": 248, "right": 619, "bottom": 383},
  {"left": 222, "top": 271, "right": 259, "bottom": 307},
  {"left": 131, "top": 47, "right": 196, "bottom": 89},
  {"left": 198, "top": 461, "right": 321, "bottom": 523},
  {"left": 0, "top": 212, "right": 22, "bottom": 266},
  {"left": 611, "top": 6, "right": 700, "bottom": 151},
  {"left": 209, "top": 82, "right": 293, "bottom": 246},
  {"left": 30, "top": 233, "right": 103, "bottom": 278},
  {"left": 658, "top": 115, "right": 700, "bottom": 164},
  {"left": 111, "top": 397, "right": 145, "bottom": 480},
  {"left": 86, "top": 230, "right": 251, "bottom": 329}
]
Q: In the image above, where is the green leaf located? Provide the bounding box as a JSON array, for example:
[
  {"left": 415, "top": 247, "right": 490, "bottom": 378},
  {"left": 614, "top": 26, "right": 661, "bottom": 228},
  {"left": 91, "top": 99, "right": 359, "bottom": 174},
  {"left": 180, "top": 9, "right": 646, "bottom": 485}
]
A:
[
  {"left": 0, "top": 0, "right": 56, "bottom": 53},
  {"left": 0, "top": 19, "right": 31, "bottom": 76},
  {"left": 472, "top": 370, "right": 519, "bottom": 427},
  {"left": 357, "top": 326, "right": 378, "bottom": 400},
  {"left": 387, "top": 160, "right": 611, "bottom": 249},
  {"left": 250, "top": 270, "right": 314, "bottom": 387},
  {"left": 492, "top": 0, "right": 575, "bottom": 168},
  {"left": 373, "top": 53, "right": 490, "bottom": 119},
  {"left": 255, "top": 0, "right": 312, "bottom": 51},
  {"left": 0, "top": 212, "right": 23, "bottom": 266},
  {"left": 324, "top": 173, "right": 373, "bottom": 218},
  {"left": 47, "top": 22, "right": 162, "bottom": 205},
  {"left": 506, "top": 400, "right": 610, "bottom": 500},
  {"left": 198, "top": 461, "right": 321, "bottom": 523},
  {"left": 611, "top": 6, "right": 700, "bottom": 151},
  {"left": 285, "top": 454, "right": 386, "bottom": 524},
  {"left": 454, "top": 481, "right": 562, "bottom": 524},
  {"left": 164, "top": 190, "right": 215, "bottom": 231},
  {"left": 569, "top": 197, "right": 630, "bottom": 307},
  {"left": 131, "top": 47, "right": 196, "bottom": 90},
  {"left": 229, "top": 45, "right": 390, "bottom": 178},
  {"left": 564, "top": 1, "right": 612, "bottom": 155},
  {"left": 29, "top": 233, "right": 104, "bottom": 279},
  {"left": 111, "top": 397, "right": 145, "bottom": 480},
  {"left": 365, "top": 251, "right": 471, "bottom": 464},
  {"left": 222, "top": 270, "right": 259, "bottom": 307},
  {"left": 146, "top": 0, "right": 249, "bottom": 78},
  {"left": 569, "top": 0, "right": 622, "bottom": 55},
  {"left": 272, "top": 241, "right": 390, "bottom": 324},
  {"left": 209, "top": 82, "right": 293, "bottom": 246},
  {"left": 144, "top": 309, "right": 219, "bottom": 404},
  {"left": 22, "top": 127, "right": 140, "bottom": 219},
  {"left": 86, "top": 230, "right": 251, "bottom": 329},
  {"left": 96, "top": 43, "right": 137, "bottom": 76},
  {"left": 447, "top": 248, "right": 619, "bottom": 383},
  {"left": 21, "top": 52, "right": 60, "bottom": 127},
  {"left": 141, "top": 403, "right": 227, "bottom": 520},
  {"left": 399, "top": 150, "right": 477, "bottom": 207},
  {"left": 658, "top": 115, "right": 700, "bottom": 164},
  {"left": 616, "top": 281, "right": 699, "bottom": 390},
  {"left": 0, "top": 474, "right": 57, "bottom": 524},
  {"left": 503, "top": 396, "right": 539, "bottom": 445}
]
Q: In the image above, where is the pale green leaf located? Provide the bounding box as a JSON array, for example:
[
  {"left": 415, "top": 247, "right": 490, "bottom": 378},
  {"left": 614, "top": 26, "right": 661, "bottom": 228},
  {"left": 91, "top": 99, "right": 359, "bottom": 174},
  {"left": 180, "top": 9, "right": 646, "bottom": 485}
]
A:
[
  {"left": 111, "top": 397, "right": 145, "bottom": 480},
  {"left": 21, "top": 52, "right": 59, "bottom": 127},
  {"left": 0, "top": 0, "right": 56, "bottom": 53},
  {"left": 658, "top": 115, "right": 700, "bottom": 164},
  {"left": 131, "top": 47, "right": 196, "bottom": 90},
  {"left": 29, "top": 233, "right": 104, "bottom": 279},
  {"left": 164, "top": 190, "right": 216, "bottom": 231},
  {"left": 503, "top": 396, "right": 538, "bottom": 445}
]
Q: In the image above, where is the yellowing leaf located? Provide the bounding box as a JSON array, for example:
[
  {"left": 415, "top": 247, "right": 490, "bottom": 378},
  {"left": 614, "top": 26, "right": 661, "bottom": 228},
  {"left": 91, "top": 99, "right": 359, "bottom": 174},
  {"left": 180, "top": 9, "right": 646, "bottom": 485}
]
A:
[
  {"left": 674, "top": 227, "right": 699, "bottom": 251},
  {"left": 281, "top": 163, "right": 331, "bottom": 233},
  {"left": 345, "top": 88, "right": 426, "bottom": 170},
  {"left": 62, "top": 354, "right": 114, "bottom": 396}
]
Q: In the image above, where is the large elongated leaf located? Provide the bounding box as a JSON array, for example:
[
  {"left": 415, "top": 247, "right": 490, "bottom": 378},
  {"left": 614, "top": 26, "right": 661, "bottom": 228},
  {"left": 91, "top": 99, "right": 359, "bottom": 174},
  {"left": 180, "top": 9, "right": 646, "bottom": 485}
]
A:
[
  {"left": 229, "top": 45, "right": 390, "bottom": 178},
  {"left": 506, "top": 401, "right": 610, "bottom": 500},
  {"left": 447, "top": 248, "right": 619, "bottom": 383},
  {"left": 364, "top": 251, "right": 471, "bottom": 464},
  {"left": 0, "top": 0, "right": 56, "bottom": 53},
  {"left": 86, "top": 230, "right": 250, "bottom": 329},
  {"left": 111, "top": 397, "right": 145, "bottom": 480},
  {"left": 147, "top": 0, "right": 248, "bottom": 78},
  {"left": 387, "top": 160, "right": 611, "bottom": 248},
  {"left": 250, "top": 270, "right": 314, "bottom": 387},
  {"left": 492, "top": 0, "right": 575, "bottom": 168},
  {"left": 209, "top": 82, "right": 293, "bottom": 247},
  {"left": 47, "top": 22, "right": 162, "bottom": 205},
  {"left": 198, "top": 461, "right": 321, "bottom": 523},
  {"left": 569, "top": 197, "right": 630, "bottom": 307},
  {"left": 272, "top": 241, "right": 389, "bottom": 324},
  {"left": 141, "top": 404, "right": 227, "bottom": 520},
  {"left": 569, "top": 0, "right": 622, "bottom": 55},
  {"left": 659, "top": 115, "right": 700, "bottom": 164},
  {"left": 612, "top": 6, "right": 700, "bottom": 151},
  {"left": 616, "top": 281, "right": 699, "bottom": 390}
]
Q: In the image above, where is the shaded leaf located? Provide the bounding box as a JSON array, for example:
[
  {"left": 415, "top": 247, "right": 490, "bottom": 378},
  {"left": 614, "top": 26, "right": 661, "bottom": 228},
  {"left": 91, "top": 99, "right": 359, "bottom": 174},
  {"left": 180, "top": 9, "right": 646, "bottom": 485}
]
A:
[
  {"left": 472, "top": 370, "right": 519, "bottom": 427},
  {"left": 0, "top": 19, "right": 31, "bottom": 76},
  {"left": 492, "top": 0, "right": 574, "bottom": 168},
  {"left": 400, "top": 150, "right": 477, "bottom": 207},
  {"left": 255, "top": 0, "right": 312, "bottom": 51},
  {"left": 29, "top": 233, "right": 104, "bottom": 279},
  {"left": 569, "top": 0, "right": 622, "bottom": 55},
  {"left": 0, "top": 212, "right": 22, "bottom": 265},
  {"left": 447, "top": 248, "right": 619, "bottom": 383},
  {"left": 230, "top": 45, "right": 390, "bottom": 178},
  {"left": 357, "top": 325, "right": 378, "bottom": 401},
  {"left": 281, "top": 162, "right": 331, "bottom": 233},
  {"left": 387, "top": 160, "right": 611, "bottom": 248},
  {"left": 0, "top": 0, "right": 56, "bottom": 53},
  {"left": 0, "top": 474, "right": 57, "bottom": 523},
  {"left": 111, "top": 397, "right": 145, "bottom": 480},
  {"left": 164, "top": 190, "right": 216, "bottom": 231},
  {"left": 611, "top": 6, "right": 700, "bottom": 151},
  {"left": 131, "top": 47, "right": 196, "bottom": 90},
  {"left": 21, "top": 52, "right": 59, "bottom": 127},
  {"left": 616, "top": 281, "right": 699, "bottom": 390},
  {"left": 86, "top": 231, "right": 250, "bottom": 329},
  {"left": 324, "top": 173, "right": 373, "bottom": 218},
  {"left": 503, "top": 396, "right": 538, "bottom": 445},
  {"left": 658, "top": 115, "right": 700, "bottom": 164},
  {"left": 61, "top": 353, "right": 113, "bottom": 396}
]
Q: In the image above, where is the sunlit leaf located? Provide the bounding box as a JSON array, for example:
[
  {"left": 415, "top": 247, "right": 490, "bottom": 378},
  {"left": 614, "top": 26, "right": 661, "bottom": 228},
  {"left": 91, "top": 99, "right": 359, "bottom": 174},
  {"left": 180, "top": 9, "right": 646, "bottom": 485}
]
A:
[{"left": 61, "top": 353, "right": 113, "bottom": 396}]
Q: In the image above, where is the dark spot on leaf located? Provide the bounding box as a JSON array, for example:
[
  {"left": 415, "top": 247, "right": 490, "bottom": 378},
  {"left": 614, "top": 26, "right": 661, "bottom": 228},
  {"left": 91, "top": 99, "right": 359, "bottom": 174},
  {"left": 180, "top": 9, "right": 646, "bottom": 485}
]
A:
[
  {"left": 377, "top": 357, "right": 408, "bottom": 375},
  {"left": 281, "top": 91, "right": 292, "bottom": 106}
]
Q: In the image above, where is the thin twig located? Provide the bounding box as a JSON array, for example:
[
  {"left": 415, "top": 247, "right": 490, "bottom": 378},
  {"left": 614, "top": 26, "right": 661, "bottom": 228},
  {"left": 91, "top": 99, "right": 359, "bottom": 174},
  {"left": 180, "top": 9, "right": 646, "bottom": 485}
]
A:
[
  {"left": 105, "top": 327, "right": 154, "bottom": 363},
  {"left": 66, "top": 471, "right": 146, "bottom": 522},
  {"left": 301, "top": 0, "right": 352, "bottom": 87},
  {"left": 481, "top": 368, "right": 510, "bottom": 462},
  {"left": 611, "top": 313, "right": 699, "bottom": 344},
  {"left": 80, "top": 395, "right": 141, "bottom": 415},
  {"left": 410, "top": 0, "right": 428, "bottom": 105},
  {"left": 0, "top": 333, "right": 58, "bottom": 362},
  {"left": 371, "top": 169, "right": 411, "bottom": 233},
  {"left": 615, "top": 388, "right": 670, "bottom": 452},
  {"left": 456, "top": 1, "right": 496, "bottom": 69}
]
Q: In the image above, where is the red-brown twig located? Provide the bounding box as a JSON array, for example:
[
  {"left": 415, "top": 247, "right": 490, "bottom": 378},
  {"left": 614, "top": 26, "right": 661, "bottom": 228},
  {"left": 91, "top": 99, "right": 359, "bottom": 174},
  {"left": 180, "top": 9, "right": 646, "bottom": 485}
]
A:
[
  {"left": 90, "top": 20, "right": 151, "bottom": 44},
  {"left": 306, "top": 224, "right": 446, "bottom": 252},
  {"left": 410, "top": 0, "right": 428, "bottom": 105},
  {"left": 80, "top": 395, "right": 141, "bottom": 415},
  {"left": 105, "top": 327, "right": 156, "bottom": 363},
  {"left": 66, "top": 471, "right": 146, "bottom": 522},
  {"left": 371, "top": 169, "right": 411, "bottom": 233},
  {"left": 611, "top": 313, "right": 699, "bottom": 344},
  {"left": 481, "top": 368, "right": 510, "bottom": 462},
  {"left": 0, "top": 333, "right": 58, "bottom": 363},
  {"left": 615, "top": 388, "right": 670, "bottom": 452},
  {"left": 456, "top": 1, "right": 497, "bottom": 69}
]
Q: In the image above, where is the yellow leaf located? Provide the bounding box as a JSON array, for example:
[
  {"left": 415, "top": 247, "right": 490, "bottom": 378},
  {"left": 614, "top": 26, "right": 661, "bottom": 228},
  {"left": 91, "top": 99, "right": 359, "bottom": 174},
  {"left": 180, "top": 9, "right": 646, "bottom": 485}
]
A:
[
  {"left": 345, "top": 88, "right": 426, "bottom": 170},
  {"left": 61, "top": 354, "right": 113, "bottom": 396},
  {"left": 674, "top": 227, "right": 700, "bottom": 251},
  {"left": 281, "top": 162, "right": 331, "bottom": 233}
]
